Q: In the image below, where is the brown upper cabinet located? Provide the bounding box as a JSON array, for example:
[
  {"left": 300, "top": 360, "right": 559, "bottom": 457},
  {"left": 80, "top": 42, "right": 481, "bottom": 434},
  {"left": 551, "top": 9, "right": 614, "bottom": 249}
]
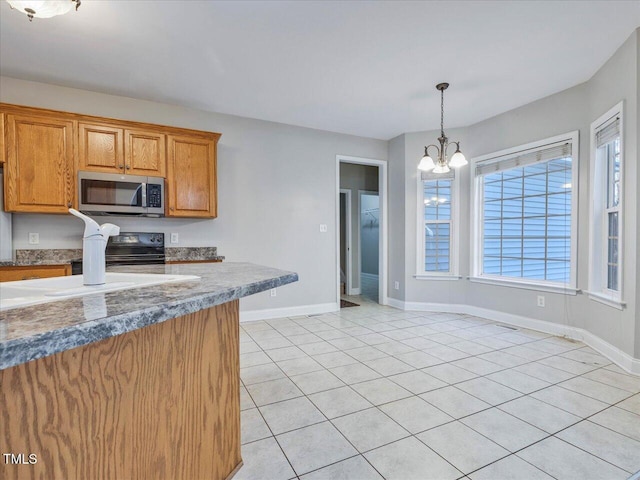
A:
[
  {"left": 167, "top": 134, "right": 217, "bottom": 218},
  {"left": 0, "top": 113, "right": 6, "bottom": 165},
  {"left": 79, "top": 123, "right": 166, "bottom": 177},
  {"left": 4, "top": 112, "right": 75, "bottom": 213},
  {"left": 1, "top": 103, "right": 220, "bottom": 217}
]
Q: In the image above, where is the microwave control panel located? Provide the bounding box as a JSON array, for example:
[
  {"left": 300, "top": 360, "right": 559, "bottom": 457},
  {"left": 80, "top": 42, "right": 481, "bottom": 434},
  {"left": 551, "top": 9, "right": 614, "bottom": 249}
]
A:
[{"left": 147, "top": 184, "right": 163, "bottom": 208}]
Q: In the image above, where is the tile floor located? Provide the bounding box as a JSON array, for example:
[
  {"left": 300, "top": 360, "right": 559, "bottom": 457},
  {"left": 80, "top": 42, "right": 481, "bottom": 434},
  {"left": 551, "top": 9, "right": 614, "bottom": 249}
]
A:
[{"left": 236, "top": 296, "right": 640, "bottom": 480}]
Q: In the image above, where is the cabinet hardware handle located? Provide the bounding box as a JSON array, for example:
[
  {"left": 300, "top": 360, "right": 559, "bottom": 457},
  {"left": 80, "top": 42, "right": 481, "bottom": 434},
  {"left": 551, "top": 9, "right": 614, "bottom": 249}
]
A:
[
  {"left": 126, "top": 165, "right": 131, "bottom": 170},
  {"left": 170, "top": 207, "right": 174, "bottom": 211},
  {"left": 23, "top": 276, "right": 41, "bottom": 280},
  {"left": 67, "top": 202, "right": 72, "bottom": 208},
  {"left": 119, "top": 164, "right": 124, "bottom": 169}
]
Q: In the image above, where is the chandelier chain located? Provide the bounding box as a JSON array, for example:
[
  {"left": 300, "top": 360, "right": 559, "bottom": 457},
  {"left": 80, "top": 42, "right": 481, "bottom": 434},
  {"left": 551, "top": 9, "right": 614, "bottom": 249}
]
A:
[{"left": 440, "top": 88, "right": 445, "bottom": 138}]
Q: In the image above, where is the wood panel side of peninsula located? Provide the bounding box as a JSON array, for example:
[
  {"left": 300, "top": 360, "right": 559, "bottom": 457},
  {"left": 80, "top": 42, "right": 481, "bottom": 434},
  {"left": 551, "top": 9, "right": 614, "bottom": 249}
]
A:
[{"left": 0, "top": 300, "right": 242, "bottom": 480}]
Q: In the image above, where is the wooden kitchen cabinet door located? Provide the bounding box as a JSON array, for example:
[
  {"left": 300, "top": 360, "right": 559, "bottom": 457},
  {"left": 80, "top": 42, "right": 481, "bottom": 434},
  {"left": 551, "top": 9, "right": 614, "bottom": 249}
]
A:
[
  {"left": 0, "top": 113, "right": 5, "bottom": 165},
  {"left": 78, "top": 122, "right": 124, "bottom": 173},
  {"left": 125, "top": 129, "right": 166, "bottom": 177},
  {"left": 4, "top": 113, "right": 75, "bottom": 213},
  {"left": 166, "top": 134, "right": 218, "bottom": 218}
]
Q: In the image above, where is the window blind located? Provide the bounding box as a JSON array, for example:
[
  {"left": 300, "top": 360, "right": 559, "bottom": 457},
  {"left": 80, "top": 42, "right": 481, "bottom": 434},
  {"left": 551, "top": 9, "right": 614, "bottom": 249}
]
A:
[
  {"left": 422, "top": 169, "right": 455, "bottom": 181},
  {"left": 475, "top": 142, "right": 572, "bottom": 177},
  {"left": 596, "top": 116, "right": 620, "bottom": 147}
]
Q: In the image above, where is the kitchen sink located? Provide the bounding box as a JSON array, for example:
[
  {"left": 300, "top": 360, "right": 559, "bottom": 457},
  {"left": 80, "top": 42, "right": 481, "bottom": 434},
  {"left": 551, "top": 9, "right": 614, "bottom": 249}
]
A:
[{"left": 0, "top": 272, "right": 200, "bottom": 311}]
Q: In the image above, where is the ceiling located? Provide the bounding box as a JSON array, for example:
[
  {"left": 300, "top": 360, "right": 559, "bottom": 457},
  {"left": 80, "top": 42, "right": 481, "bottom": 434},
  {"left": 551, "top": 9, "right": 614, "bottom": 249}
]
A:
[{"left": 1, "top": 1, "right": 639, "bottom": 140}]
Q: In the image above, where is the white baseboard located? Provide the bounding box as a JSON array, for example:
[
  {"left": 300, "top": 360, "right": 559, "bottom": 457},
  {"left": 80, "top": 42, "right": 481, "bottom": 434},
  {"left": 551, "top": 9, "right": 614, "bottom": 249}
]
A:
[
  {"left": 240, "top": 302, "right": 339, "bottom": 323},
  {"left": 347, "top": 287, "right": 361, "bottom": 296},
  {"left": 394, "top": 300, "right": 640, "bottom": 376},
  {"left": 361, "top": 272, "right": 379, "bottom": 281}
]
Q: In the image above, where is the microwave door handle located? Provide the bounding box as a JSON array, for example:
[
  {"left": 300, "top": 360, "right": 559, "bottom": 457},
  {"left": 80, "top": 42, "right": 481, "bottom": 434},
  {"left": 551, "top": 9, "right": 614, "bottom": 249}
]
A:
[{"left": 141, "top": 182, "right": 147, "bottom": 207}]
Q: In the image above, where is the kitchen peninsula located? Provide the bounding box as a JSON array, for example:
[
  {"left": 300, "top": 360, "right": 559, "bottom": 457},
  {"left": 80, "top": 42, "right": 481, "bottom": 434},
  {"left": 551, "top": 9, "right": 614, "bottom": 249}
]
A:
[{"left": 0, "top": 262, "right": 298, "bottom": 480}]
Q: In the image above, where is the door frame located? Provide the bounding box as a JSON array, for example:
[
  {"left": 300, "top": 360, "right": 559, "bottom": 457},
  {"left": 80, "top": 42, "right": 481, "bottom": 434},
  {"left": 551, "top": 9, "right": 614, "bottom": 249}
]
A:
[
  {"left": 339, "top": 188, "right": 353, "bottom": 295},
  {"left": 336, "top": 155, "right": 388, "bottom": 305}
]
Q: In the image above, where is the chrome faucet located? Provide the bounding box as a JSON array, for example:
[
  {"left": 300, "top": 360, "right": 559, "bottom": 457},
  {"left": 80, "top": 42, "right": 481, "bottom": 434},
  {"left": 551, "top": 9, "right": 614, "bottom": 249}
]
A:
[{"left": 69, "top": 209, "right": 120, "bottom": 285}]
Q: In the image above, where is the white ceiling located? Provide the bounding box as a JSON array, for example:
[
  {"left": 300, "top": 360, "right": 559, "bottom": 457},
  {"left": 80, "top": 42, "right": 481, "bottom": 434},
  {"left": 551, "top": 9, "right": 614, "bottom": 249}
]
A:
[{"left": 1, "top": 1, "right": 639, "bottom": 140}]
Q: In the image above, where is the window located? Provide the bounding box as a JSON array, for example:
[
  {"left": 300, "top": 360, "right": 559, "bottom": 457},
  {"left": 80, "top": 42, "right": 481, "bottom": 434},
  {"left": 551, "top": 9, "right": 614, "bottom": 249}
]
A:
[
  {"left": 589, "top": 103, "right": 624, "bottom": 308},
  {"left": 471, "top": 132, "right": 578, "bottom": 292},
  {"left": 417, "top": 170, "right": 458, "bottom": 277}
]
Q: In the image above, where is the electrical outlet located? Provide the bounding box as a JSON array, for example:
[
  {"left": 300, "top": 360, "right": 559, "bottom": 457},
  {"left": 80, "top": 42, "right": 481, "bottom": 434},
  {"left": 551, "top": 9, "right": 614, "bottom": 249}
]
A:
[
  {"left": 28, "top": 233, "right": 39, "bottom": 245},
  {"left": 394, "top": 281, "right": 400, "bottom": 290},
  {"left": 319, "top": 224, "right": 328, "bottom": 233},
  {"left": 270, "top": 288, "right": 277, "bottom": 297},
  {"left": 537, "top": 295, "right": 545, "bottom": 307},
  {"left": 170, "top": 233, "right": 179, "bottom": 244}
]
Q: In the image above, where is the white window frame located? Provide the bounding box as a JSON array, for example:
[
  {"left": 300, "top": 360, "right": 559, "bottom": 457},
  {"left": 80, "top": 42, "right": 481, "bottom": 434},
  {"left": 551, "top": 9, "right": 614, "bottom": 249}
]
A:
[
  {"left": 587, "top": 102, "right": 625, "bottom": 310},
  {"left": 415, "top": 170, "right": 460, "bottom": 280},
  {"left": 470, "top": 131, "right": 579, "bottom": 294}
]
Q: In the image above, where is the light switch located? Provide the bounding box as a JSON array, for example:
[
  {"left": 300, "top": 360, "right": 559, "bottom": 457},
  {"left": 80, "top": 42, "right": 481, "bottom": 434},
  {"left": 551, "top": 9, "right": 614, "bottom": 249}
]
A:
[
  {"left": 319, "top": 224, "right": 328, "bottom": 233},
  {"left": 170, "top": 233, "right": 179, "bottom": 244},
  {"left": 28, "top": 233, "right": 39, "bottom": 245}
]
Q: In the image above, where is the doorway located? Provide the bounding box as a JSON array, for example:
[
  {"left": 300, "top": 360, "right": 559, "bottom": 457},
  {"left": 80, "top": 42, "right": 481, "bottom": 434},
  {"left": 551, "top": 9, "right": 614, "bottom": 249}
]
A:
[{"left": 336, "top": 155, "right": 388, "bottom": 306}]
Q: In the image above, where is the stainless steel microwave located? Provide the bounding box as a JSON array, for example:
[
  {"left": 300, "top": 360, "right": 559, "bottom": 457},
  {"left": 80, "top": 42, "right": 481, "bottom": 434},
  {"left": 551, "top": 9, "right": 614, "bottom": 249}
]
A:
[{"left": 78, "top": 171, "right": 165, "bottom": 217}]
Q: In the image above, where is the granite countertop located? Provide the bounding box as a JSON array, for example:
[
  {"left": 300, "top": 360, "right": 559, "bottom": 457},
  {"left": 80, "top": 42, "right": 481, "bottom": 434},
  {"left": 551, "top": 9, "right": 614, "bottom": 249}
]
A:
[
  {"left": 0, "top": 247, "right": 225, "bottom": 266},
  {"left": 0, "top": 262, "right": 298, "bottom": 370}
]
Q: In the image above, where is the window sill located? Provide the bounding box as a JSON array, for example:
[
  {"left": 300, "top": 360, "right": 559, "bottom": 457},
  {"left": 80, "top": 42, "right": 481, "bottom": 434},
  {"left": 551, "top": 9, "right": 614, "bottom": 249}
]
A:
[
  {"left": 585, "top": 291, "right": 626, "bottom": 310},
  {"left": 468, "top": 276, "right": 579, "bottom": 295},
  {"left": 414, "top": 274, "right": 462, "bottom": 281}
]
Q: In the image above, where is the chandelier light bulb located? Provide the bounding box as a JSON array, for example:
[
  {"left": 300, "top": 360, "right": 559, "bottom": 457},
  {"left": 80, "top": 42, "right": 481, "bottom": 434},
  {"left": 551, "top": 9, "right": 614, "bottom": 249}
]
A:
[
  {"left": 6, "top": 0, "right": 80, "bottom": 21},
  {"left": 449, "top": 150, "right": 468, "bottom": 168},
  {"left": 432, "top": 163, "right": 450, "bottom": 174},
  {"left": 418, "top": 153, "right": 435, "bottom": 172}
]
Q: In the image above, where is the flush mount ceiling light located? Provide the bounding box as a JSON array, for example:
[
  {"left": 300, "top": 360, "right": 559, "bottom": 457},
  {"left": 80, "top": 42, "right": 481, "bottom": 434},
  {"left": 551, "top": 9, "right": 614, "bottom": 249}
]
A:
[
  {"left": 418, "top": 83, "right": 468, "bottom": 174},
  {"left": 6, "top": 0, "right": 80, "bottom": 21}
]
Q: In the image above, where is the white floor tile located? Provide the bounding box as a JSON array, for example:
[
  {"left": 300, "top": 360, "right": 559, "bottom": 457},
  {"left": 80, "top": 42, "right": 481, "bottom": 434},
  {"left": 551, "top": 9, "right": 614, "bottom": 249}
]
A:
[
  {"left": 557, "top": 420, "right": 640, "bottom": 473},
  {"left": 234, "top": 437, "right": 295, "bottom": 480},
  {"left": 423, "top": 363, "right": 478, "bottom": 384},
  {"left": 300, "top": 455, "right": 383, "bottom": 479},
  {"left": 246, "top": 377, "right": 304, "bottom": 406},
  {"left": 259, "top": 396, "right": 325, "bottom": 434},
  {"left": 351, "top": 378, "right": 413, "bottom": 405},
  {"left": 461, "top": 408, "right": 547, "bottom": 452},
  {"left": 456, "top": 377, "right": 522, "bottom": 405},
  {"left": 530, "top": 385, "right": 608, "bottom": 418},
  {"left": 517, "top": 436, "right": 628, "bottom": 480},
  {"left": 365, "top": 436, "right": 462, "bottom": 480},
  {"left": 241, "top": 408, "right": 272, "bottom": 444},
  {"left": 240, "top": 363, "right": 286, "bottom": 385},
  {"left": 590, "top": 406, "right": 640, "bottom": 442},
  {"left": 330, "top": 363, "right": 382, "bottom": 384},
  {"left": 485, "top": 369, "right": 550, "bottom": 394},
  {"left": 387, "top": 370, "right": 447, "bottom": 394},
  {"left": 558, "top": 376, "right": 632, "bottom": 404},
  {"left": 498, "top": 395, "right": 581, "bottom": 434},
  {"left": 420, "top": 386, "right": 490, "bottom": 419},
  {"left": 364, "top": 356, "right": 414, "bottom": 376},
  {"left": 332, "top": 407, "right": 409, "bottom": 452},
  {"left": 290, "top": 369, "right": 345, "bottom": 394},
  {"left": 417, "top": 421, "right": 509, "bottom": 474},
  {"left": 380, "top": 396, "right": 453, "bottom": 433},
  {"left": 469, "top": 454, "right": 553, "bottom": 480},
  {"left": 276, "top": 421, "right": 358, "bottom": 475},
  {"left": 308, "top": 386, "right": 373, "bottom": 419}
]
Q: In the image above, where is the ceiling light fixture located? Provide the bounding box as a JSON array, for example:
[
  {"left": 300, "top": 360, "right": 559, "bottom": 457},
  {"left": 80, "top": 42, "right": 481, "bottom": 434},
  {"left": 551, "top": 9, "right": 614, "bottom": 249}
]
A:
[
  {"left": 418, "top": 82, "right": 467, "bottom": 174},
  {"left": 6, "top": 0, "right": 80, "bottom": 21}
]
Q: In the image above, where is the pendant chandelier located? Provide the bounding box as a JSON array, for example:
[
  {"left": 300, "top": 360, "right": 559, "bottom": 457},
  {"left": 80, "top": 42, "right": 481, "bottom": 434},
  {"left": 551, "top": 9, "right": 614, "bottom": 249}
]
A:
[
  {"left": 418, "top": 82, "right": 467, "bottom": 174},
  {"left": 6, "top": 0, "right": 81, "bottom": 21}
]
